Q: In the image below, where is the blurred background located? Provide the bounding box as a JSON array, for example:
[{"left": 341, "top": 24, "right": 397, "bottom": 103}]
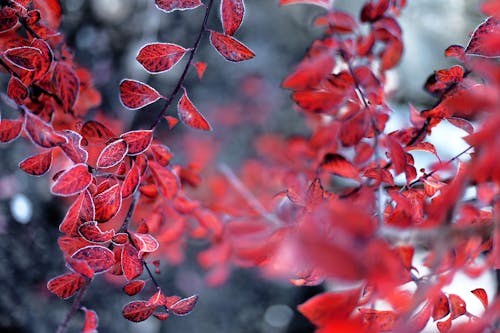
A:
[{"left": 0, "top": 0, "right": 486, "bottom": 332}]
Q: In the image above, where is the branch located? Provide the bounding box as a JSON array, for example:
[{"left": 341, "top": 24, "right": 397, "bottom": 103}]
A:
[
  {"left": 56, "top": 278, "right": 90, "bottom": 333},
  {"left": 118, "top": 189, "right": 140, "bottom": 233},
  {"left": 149, "top": 0, "right": 215, "bottom": 130},
  {"left": 219, "top": 163, "right": 282, "bottom": 227},
  {"left": 403, "top": 145, "right": 473, "bottom": 191}
]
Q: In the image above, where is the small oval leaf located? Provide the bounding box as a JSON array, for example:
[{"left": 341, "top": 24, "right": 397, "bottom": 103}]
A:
[
  {"left": 209, "top": 30, "right": 255, "bottom": 62},
  {"left": 51, "top": 164, "right": 92, "bottom": 197},
  {"left": 136, "top": 43, "right": 188, "bottom": 73},
  {"left": 119, "top": 79, "right": 162, "bottom": 110}
]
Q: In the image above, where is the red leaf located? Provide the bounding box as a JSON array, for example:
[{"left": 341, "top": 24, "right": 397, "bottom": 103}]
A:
[
  {"left": 130, "top": 232, "right": 159, "bottom": 257},
  {"left": 19, "top": 150, "right": 53, "bottom": 176},
  {"left": 360, "top": 0, "right": 390, "bottom": 22},
  {"left": 471, "top": 288, "right": 488, "bottom": 309},
  {"left": 59, "top": 191, "right": 95, "bottom": 236},
  {"left": 78, "top": 221, "right": 115, "bottom": 243},
  {"left": 136, "top": 43, "right": 188, "bottom": 73},
  {"left": 481, "top": 0, "right": 500, "bottom": 19},
  {"left": 192, "top": 62, "right": 207, "bottom": 79},
  {"left": 122, "top": 163, "right": 141, "bottom": 198},
  {"left": 81, "top": 307, "right": 98, "bottom": 333},
  {"left": 96, "top": 139, "right": 128, "bottom": 169},
  {"left": 153, "top": 313, "right": 170, "bottom": 320},
  {"left": 147, "top": 289, "right": 168, "bottom": 307},
  {"left": 447, "top": 117, "right": 474, "bottom": 134},
  {"left": 320, "top": 153, "right": 359, "bottom": 179},
  {"left": 7, "top": 77, "right": 28, "bottom": 104},
  {"left": 60, "top": 130, "right": 89, "bottom": 163},
  {"left": 385, "top": 136, "right": 407, "bottom": 175},
  {"left": 279, "top": 0, "right": 331, "bottom": 8},
  {"left": 4, "top": 46, "right": 42, "bottom": 71},
  {"left": 51, "top": 164, "right": 92, "bottom": 197},
  {"left": 221, "top": 0, "right": 245, "bottom": 36},
  {"left": 54, "top": 62, "right": 80, "bottom": 111},
  {"left": 0, "top": 7, "right": 18, "bottom": 33},
  {"left": 67, "top": 256, "right": 94, "bottom": 279},
  {"left": 436, "top": 65, "right": 464, "bottom": 83},
  {"left": 305, "top": 178, "right": 324, "bottom": 211},
  {"left": 150, "top": 143, "right": 174, "bottom": 166},
  {"left": 123, "top": 280, "right": 146, "bottom": 296},
  {"left": 314, "top": 11, "right": 358, "bottom": 34},
  {"left": 155, "top": 0, "right": 202, "bottom": 13},
  {"left": 47, "top": 273, "right": 85, "bottom": 299},
  {"left": 209, "top": 30, "right": 255, "bottom": 62},
  {"left": 444, "top": 45, "right": 465, "bottom": 60},
  {"left": 120, "top": 130, "right": 153, "bottom": 155},
  {"left": 432, "top": 293, "right": 450, "bottom": 321},
  {"left": 0, "top": 118, "right": 22, "bottom": 143},
  {"left": 58, "top": 236, "right": 92, "bottom": 256},
  {"left": 168, "top": 295, "right": 198, "bottom": 316},
  {"left": 359, "top": 309, "right": 397, "bottom": 332},
  {"left": 395, "top": 245, "right": 414, "bottom": 270},
  {"left": 149, "top": 161, "right": 180, "bottom": 200},
  {"left": 380, "top": 38, "right": 403, "bottom": 71},
  {"left": 292, "top": 90, "right": 346, "bottom": 114},
  {"left": 436, "top": 317, "right": 451, "bottom": 333},
  {"left": 465, "top": 17, "right": 500, "bottom": 58},
  {"left": 298, "top": 289, "right": 360, "bottom": 327},
  {"left": 33, "top": 0, "right": 62, "bottom": 30},
  {"left": 80, "top": 120, "right": 115, "bottom": 142},
  {"left": 30, "top": 38, "right": 53, "bottom": 81},
  {"left": 363, "top": 168, "right": 395, "bottom": 186},
  {"left": 119, "top": 79, "right": 162, "bottom": 110},
  {"left": 24, "top": 112, "right": 67, "bottom": 148},
  {"left": 121, "top": 243, "right": 143, "bottom": 280},
  {"left": 93, "top": 183, "right": 122, "bottom": 222},
  {"left": 177, "top": 88, "right": 212, "bottom": 130},
  {"left": 112, "top": 233, "right": 129, "bottom": 245},
  {"left": 122, "top": 301, "right": 155, "bottom": 322},
  {"left": 282, "top": 50, "right": 335, "bottom": 90},
  {"left": 72, "top": 245, "right": 115, "bottom": 274},
  {"left": 449, "top": 294, "right": 466, "bottom": 319}
]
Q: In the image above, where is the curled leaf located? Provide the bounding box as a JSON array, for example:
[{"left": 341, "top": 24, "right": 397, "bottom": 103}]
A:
[{"left": 177, "top": 88, "right": 212, "bottom": 130}]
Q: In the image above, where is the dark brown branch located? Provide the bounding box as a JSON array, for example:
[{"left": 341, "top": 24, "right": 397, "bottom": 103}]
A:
[
  {"left": 149, "top": 0, "right": 215, "bottom": 130},
  {"left": 56, "top": 278, "right": 90, "bottom": 333},
  {"left": 118, "top": 189, "right": 140, "bottom": 233}
]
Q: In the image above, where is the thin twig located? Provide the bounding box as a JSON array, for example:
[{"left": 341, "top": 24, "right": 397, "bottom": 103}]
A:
[
  {"left": 403, "top": 145, "right": 473, "bottom": 191},
  {"left": 219, "top": 163, "right": 282, "bottom": 227},
  {"left": 118, "top": 189, "right": 140, "bottom": 233},
  {"left": 143, "top": 261, "right": 161, "bottom": 289},
  {"left": 342, "top": 51, "right": 384, "bottom": 225},
  {"left": 56, "top": 279, "right": 90, "bottom": 333},
  {"left": 149, "top": 0, "right": 215, "bottom": 130}
]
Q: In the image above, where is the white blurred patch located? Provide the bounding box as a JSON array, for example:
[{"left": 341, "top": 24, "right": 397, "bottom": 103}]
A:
[
  {"left": 264, "top": 304, "right": 293, "bottom": 329},
  {"left": 10, "top": 194, "right": 32, "bottom": 224}
]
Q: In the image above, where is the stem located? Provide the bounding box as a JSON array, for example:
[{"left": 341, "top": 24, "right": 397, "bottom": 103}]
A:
[
  {"left": 149, "top": 0, "right": 214, "bottom": 130},
  {"left": 404, "top": 145, "right": 473, "bottom": 191},
  {"left": 118, "top": 189, "right": 140, "bottom": 233},
  {"left": 144, "top": 261, "right": 161, "bottom": 289},
  {"left": 219, "top": 163, "right": 282, "bottom": 227},
  {"left": 56, "top": 279, "right": 90, "bottom": 333},
  {"left": 341, "top": 51, "right": 384, "bottom": 225},
  {"left": 0, "top": 58, "right": 64, "bottom": 106}
]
